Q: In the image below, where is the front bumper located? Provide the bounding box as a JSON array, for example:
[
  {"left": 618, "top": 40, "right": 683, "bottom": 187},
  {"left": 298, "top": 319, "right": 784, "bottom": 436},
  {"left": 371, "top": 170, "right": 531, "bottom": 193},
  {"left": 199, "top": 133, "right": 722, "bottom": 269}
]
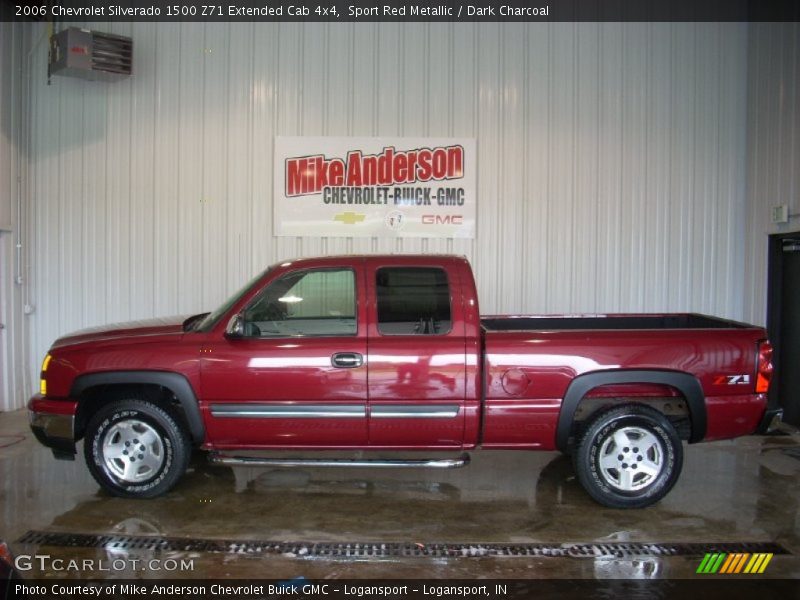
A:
[
  {"left": 28, "top": 395, "right": 77, "bottom": 460},
  {"left": 755, "top": 407, "right": 784, "bottom": 435}
]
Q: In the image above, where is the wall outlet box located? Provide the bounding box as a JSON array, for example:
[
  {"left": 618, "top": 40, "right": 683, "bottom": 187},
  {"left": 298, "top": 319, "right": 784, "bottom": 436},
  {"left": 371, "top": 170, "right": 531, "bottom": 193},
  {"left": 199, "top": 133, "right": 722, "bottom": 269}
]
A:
[{"left": 771, "top": 205, "right": 789, "bottom": 224}]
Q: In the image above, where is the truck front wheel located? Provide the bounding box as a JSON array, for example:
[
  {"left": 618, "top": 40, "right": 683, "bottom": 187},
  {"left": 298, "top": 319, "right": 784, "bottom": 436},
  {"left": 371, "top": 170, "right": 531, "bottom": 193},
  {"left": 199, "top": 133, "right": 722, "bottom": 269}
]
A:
[
  {"left": 573, "top": 405, "right": 683, "bottom": 509},
  {"left": 84, "top": 399, "right": 191, "bottom": 498}
]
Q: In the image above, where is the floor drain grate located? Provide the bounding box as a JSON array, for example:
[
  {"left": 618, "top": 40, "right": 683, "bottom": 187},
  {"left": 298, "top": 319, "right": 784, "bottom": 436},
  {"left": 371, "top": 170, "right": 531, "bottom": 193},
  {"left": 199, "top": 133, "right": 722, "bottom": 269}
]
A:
[{"left": 16, "top": 531, "right": 790, "bottom": 560}]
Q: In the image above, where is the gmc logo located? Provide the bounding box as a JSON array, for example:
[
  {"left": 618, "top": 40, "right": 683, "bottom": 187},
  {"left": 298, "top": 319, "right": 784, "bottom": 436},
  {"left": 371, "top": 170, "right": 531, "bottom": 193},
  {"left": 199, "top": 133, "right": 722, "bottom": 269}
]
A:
[{"left": 422, "top": 214, "right": 463, "bottom": 225}]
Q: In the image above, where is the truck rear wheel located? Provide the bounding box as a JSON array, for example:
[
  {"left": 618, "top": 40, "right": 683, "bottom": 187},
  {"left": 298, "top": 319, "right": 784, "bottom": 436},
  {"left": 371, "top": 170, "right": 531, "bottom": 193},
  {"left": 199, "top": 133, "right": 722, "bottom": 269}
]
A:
[
  {"left": 84, "top": 399, "right": 190, "bottom": 498},
  {"left": 573, "top": 405, "right": 683, "bottom": 509}
]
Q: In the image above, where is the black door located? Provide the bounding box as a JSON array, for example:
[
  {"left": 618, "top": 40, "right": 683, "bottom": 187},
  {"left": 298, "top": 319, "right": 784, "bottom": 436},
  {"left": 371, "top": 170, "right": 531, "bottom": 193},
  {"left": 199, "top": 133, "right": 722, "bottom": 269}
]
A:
[{"left": 768, "top": 234, "right": 800, "bottom": 426}]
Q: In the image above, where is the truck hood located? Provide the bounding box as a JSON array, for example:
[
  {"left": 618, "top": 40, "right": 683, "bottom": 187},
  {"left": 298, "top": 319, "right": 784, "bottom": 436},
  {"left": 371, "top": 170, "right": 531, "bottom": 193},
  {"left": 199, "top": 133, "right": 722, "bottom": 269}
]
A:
[{"left": 52, "top": 315, "right": 191, "bottom": 349}]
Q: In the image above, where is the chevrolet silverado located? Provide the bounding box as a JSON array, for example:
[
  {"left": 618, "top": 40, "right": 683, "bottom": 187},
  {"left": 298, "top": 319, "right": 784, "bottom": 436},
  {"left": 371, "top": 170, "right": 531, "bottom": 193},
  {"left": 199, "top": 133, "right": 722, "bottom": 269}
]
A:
[{"left": 29, "top": 255, "right": 781, "bottom": 508}]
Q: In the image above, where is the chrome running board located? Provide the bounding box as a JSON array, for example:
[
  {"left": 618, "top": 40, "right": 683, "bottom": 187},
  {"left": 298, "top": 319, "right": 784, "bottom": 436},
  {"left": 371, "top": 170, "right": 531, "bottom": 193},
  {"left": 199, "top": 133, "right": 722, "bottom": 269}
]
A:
[{"left": 208, "top": 452, "right": 470, "bottom": 469}]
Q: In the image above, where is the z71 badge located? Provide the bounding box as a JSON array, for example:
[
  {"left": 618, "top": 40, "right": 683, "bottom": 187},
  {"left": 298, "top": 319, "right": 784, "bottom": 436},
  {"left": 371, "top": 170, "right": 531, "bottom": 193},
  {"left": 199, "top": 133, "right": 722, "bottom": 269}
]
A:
[{"left": 714, "top": 374, "right": 751, "bottom": 385}]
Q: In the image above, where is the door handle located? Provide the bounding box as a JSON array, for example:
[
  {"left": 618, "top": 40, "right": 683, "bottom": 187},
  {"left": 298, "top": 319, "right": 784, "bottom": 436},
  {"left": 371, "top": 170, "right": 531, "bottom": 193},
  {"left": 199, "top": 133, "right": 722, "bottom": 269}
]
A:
[{"left": 331, "top": 352, "right": 363, "bottom": 368}]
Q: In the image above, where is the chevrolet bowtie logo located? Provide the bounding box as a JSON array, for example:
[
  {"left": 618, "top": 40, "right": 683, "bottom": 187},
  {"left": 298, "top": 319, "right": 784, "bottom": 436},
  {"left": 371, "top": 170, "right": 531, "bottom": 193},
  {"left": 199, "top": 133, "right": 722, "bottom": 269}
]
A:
[{"left": 334, "top": 212, "right": 366, "bottom": 225}]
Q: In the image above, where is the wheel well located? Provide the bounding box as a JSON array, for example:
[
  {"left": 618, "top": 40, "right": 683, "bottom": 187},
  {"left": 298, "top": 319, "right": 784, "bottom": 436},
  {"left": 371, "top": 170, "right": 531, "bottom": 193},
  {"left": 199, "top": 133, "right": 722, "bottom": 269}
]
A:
[
  {"left": 568, "top": 384, "right": 692, "bottom": 449},
  {"left": 74, "top": 384, "right": 188, "bottom": 442},
  {"left": 556, "top": 369, "right": 706, "bottom": 452}
]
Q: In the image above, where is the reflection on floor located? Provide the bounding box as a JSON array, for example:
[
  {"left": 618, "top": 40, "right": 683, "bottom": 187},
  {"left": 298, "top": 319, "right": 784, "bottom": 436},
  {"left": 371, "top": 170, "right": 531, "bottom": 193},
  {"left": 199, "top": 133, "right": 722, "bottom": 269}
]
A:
[{"left": 1, "top": 409, "right": 798, "bottom": 579}]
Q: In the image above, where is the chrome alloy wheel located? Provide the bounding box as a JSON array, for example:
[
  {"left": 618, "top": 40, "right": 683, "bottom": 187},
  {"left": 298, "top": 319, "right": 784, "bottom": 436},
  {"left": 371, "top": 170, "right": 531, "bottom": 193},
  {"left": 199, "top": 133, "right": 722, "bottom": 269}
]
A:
[
  {"left": 102, "top": 419, "right": 165, "bottom": 483},
  {"left": 597, "top": 426, "right": 665, "bottom": 492}
]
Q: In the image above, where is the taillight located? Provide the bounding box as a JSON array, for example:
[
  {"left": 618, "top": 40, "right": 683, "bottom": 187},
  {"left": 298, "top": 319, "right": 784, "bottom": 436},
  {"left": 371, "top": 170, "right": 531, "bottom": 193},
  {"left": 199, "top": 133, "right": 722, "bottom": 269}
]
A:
[
  {"left": 39, "top": 353, "right": 52, "bottom": 396},
  {"left": 756, "top": 340, "right": 773, "bottom": 394}
]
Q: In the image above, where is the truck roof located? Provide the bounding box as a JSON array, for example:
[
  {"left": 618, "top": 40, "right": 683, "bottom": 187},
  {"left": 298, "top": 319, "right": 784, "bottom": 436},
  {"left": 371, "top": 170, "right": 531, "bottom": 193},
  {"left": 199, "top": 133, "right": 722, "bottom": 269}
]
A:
[{"left": 277, "top": 254, "right": 471, "bottom": 267}]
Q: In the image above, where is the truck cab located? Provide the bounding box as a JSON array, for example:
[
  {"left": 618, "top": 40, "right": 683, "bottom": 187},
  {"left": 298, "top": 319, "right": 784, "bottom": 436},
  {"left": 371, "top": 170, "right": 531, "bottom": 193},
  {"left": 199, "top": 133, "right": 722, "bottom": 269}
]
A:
[{"left": 197, "top": 255, "right": 480, "bottom": 450}]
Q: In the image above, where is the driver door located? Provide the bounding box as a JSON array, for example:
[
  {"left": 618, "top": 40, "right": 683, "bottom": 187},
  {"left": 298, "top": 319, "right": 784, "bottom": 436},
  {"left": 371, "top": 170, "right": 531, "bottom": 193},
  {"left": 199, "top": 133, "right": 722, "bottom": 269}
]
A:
[{"left": 200, "top": 261, "right": 368, "bottom": 448}]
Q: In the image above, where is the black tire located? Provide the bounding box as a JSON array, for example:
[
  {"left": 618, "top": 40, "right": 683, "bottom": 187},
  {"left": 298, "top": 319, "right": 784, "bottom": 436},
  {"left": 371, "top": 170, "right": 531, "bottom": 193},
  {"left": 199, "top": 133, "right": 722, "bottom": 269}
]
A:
[
  {"left": 573, "top": 404, "right": 683, "bottom": 509},
  {"left": 84, "top": 398, "right": 190, "bottom": 499}
]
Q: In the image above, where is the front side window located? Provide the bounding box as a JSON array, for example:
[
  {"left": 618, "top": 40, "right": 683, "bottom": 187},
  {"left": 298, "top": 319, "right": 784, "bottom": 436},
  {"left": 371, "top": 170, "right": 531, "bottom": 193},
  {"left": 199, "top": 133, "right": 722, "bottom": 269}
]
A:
[
  {"left": 243, "top": 269, "right": 356, "bottom": 337},
  {"left": 376, "top": 267, "right": 452, "bottom": 335}
]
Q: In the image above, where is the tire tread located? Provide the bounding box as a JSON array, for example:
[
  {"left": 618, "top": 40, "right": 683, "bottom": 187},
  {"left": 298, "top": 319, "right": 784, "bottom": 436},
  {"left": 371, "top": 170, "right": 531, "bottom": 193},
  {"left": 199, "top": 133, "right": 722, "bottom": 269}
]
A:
[
  {"left": 573, "top": 404, "right": 683, "bottom": 509},
  {"left": 83, "top": 397, "right": 190, "bottom": 499}
]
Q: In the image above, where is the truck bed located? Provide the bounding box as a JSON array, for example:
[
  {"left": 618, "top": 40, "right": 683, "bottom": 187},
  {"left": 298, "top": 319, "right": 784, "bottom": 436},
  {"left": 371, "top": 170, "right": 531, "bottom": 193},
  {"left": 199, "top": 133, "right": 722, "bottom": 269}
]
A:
[
  {"left": 480, "top": 312, "right": 767, "bottom": 450},
  {"left": 481, "top": 313, "right": 750, "bottom": 332}
]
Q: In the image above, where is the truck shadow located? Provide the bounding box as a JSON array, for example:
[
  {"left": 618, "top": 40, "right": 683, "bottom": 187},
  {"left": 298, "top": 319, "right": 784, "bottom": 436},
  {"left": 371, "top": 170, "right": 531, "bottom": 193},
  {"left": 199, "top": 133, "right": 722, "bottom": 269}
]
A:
[
  {"left": 27, "top": 445, "right": 780, "bottom": 554},
  {"left": 37, "top": 451, "right": 574, "bottom": 543}
]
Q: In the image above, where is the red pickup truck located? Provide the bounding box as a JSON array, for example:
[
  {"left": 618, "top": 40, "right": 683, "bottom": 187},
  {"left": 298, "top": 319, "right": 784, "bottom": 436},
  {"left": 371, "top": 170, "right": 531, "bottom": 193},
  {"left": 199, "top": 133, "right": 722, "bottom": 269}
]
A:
[{"left": 29, "top": 255, "right": 781, "bottom": 508}]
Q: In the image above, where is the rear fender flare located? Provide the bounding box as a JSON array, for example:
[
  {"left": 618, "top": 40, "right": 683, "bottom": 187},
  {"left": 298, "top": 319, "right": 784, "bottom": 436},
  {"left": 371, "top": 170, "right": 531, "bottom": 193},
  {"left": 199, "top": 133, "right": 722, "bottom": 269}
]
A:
[
  {"left": 70, "top": 371, "right": 205, "bottom": 444},
  {"left": 555, "top": 369, "right": 706, "bottom": 451}
]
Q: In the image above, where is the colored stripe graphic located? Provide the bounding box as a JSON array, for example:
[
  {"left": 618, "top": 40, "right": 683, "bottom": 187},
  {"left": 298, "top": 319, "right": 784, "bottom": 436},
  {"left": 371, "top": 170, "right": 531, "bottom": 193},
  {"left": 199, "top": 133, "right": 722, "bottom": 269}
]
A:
[
  {"left": 733, "top": 553, "right": 750, "bottom": 573},
  {"left": 697, "top": 553, "right": 727, "bottom": 573},
  {"left": 719, "top": 553, "right": 747, "bottom": 573},
  {"left": 699, "top": 552, "right": 773, "bottom": 574},
  {"left": 744, "top": 553, "right": 774, "bottom": 574},
  {"left": 696, "top": 553, "right": 713, "bottom": 573},
  {"left": 710, "top": 553, "right": 727, "bottom": 573},
  {"left": 758, "top": 554, "right": 773, "bottom": 573},
  {"left": 745, "top": 554, "right": 760, "bottom": 573},
  {"left": 719, "top": 553, "right": 736, "bottom": 574}
]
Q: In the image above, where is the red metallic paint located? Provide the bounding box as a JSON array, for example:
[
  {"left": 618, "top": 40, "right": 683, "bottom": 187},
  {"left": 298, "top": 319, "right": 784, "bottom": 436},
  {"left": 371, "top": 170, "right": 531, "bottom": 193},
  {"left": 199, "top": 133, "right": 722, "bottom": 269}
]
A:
[
  {"left": 200, "top": 336, "right": 369, "bottom": 447},
  {"left": 201, "top": 258, "right": 369, "bottom": 448},
  {"left": 704, "top": 394, "right": 768, "bottom": 441},
  {"left": 364, "top": 257, "right": 467, "bottom": 447},
  {"left": 479, "top": 398, "right": 561, "bottom": 449},
  {"left": 30, "top": 255, "right": 771, "bottom": 453},
  {"left": 28, "top": 396, "right": 78, "bottom": 416}
]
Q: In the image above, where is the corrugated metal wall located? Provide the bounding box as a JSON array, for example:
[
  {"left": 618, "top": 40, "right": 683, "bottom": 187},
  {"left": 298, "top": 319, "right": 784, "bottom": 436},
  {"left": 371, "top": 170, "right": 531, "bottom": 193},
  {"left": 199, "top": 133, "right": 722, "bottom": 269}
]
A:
[
  {"left": 17, "top": 22, "right": 751, "bottom": 405},
  {"left": 0, "top": 23, "right": 23, "bottom": 230},
  {"left": 744, "top": 23, "right": 800, "bottom": 326},
  {"left": 0, "top": 21, "right": 28, "bottom": 412}
]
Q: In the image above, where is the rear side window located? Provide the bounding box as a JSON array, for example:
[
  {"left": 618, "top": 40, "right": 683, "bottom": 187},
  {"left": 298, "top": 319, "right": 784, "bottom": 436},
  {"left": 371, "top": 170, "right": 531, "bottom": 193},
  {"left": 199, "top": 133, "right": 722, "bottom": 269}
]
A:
[
  {"left": 376, "top": 267, "right": 452, "bottom": 335},
  {"left": 243, "top": 268, "right": 356, "bottom": 337}
]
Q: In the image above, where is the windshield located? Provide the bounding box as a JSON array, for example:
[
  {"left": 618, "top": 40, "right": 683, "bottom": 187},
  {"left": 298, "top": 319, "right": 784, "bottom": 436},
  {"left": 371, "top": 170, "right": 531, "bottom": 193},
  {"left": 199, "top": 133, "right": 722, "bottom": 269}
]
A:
[{"left": 194, "top": 267, "right": 272, "bottom": 332}]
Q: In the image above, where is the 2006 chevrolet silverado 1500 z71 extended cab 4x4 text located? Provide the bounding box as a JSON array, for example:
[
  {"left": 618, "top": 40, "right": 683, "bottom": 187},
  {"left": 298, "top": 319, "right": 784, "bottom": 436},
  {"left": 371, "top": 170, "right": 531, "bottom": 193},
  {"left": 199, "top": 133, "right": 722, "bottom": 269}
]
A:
[{"left": 29, "top": 255, "right": 782, "bottom": 508}]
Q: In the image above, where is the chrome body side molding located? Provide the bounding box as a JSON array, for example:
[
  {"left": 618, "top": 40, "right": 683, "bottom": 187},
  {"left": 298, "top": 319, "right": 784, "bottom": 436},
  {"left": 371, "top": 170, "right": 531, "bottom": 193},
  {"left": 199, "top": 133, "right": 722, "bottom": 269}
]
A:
[
  {"left": 210, "top": 404, "right": 365, "bottom": 418},
  {"left": 370, "top": 405, "right": 460, "bottom": 418}
]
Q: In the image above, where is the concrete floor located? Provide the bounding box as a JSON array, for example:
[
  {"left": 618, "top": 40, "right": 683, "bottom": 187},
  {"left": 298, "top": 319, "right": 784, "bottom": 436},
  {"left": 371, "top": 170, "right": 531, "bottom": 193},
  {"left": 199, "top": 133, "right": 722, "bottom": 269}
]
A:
[{"left": 1, "top": 408, "right": 799, "bottom": 580}]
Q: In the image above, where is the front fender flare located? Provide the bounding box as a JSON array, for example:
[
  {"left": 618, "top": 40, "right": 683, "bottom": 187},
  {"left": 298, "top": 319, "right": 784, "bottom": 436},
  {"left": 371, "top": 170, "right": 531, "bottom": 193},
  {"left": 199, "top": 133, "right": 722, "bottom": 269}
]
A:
[{"left": 70, "top": 371, "right": 205, "bottom": 444}]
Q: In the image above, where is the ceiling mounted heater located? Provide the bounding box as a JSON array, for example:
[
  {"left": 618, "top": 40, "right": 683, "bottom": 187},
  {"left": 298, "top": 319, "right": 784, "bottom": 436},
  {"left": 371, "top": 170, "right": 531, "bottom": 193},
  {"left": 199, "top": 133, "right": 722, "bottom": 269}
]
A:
[{"left": 49, "top": 27, "right": 133, "bottom": 82}]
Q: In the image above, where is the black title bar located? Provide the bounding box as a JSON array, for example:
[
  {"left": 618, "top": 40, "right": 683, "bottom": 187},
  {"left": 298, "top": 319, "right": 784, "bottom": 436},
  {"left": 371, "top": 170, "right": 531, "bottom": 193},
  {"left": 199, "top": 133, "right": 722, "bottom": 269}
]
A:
[
  {"left": 2, "top": 0, "right": 800, "bottom": 22},
  {"left": 5, "top": 579, "right": 800, "bottom": 600}
]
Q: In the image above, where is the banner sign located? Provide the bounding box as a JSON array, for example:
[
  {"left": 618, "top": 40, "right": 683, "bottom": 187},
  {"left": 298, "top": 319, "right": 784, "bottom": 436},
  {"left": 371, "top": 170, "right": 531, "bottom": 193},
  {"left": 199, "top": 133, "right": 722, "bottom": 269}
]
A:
[{"left": 274, "top": 137, "right": 476, "bottom": 238}]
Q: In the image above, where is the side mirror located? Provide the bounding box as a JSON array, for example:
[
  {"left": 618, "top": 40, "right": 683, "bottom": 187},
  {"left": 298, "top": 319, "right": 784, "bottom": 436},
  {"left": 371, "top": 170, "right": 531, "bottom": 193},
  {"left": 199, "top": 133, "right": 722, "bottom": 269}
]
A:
[{"left": 225, "top": 314, "right": 245, "bottom": 339}]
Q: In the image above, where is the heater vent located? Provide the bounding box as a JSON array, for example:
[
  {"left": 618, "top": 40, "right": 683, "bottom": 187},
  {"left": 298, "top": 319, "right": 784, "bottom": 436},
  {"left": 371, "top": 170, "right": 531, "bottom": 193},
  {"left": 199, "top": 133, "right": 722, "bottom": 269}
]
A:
[{"left": 49, "top": 28, "right": 132, "bottom": 82}]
